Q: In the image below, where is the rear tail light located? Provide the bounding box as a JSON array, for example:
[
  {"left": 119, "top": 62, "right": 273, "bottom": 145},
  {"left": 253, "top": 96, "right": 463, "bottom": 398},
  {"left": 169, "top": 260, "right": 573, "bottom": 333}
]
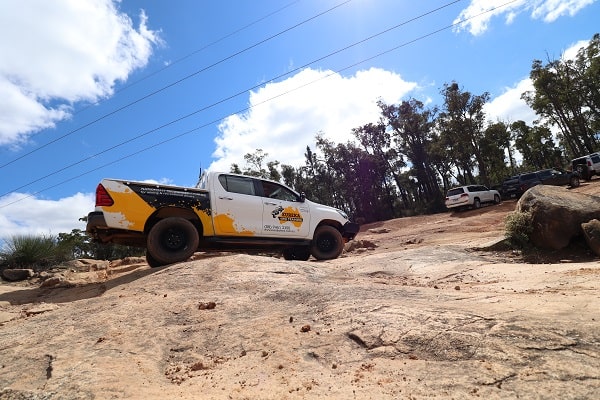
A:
[
  {"left": 95, "top": 184, "right": 114, "bottom": 206},
  {"left": 460, "top": 193, "right": 469, "bottom": 198},
  {"left": 587, "top": 160, "right": 592, "bottom": 166}
]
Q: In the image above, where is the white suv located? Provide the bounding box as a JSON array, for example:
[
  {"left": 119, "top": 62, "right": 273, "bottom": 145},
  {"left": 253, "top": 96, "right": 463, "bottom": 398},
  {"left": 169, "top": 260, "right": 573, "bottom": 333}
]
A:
[
  {"left": 571, "top": 152, "right": 600, "bottom": 181},
  {"left": 445, "top": 185, "right": 501, "bottom": 210}
]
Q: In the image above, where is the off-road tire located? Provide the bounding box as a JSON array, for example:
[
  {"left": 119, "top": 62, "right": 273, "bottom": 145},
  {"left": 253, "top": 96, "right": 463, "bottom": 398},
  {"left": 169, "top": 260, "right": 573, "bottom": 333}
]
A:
[
  {"left": 570, "top": 176, "right": 580, "bottom": 188},
  {"left": 282, "top": 246, "right": 311, "bottom": 261},
  {"left": 145, "top": 250, "right": 163, "bottom": 268},
  {"left": 147, "top": 217, "right": 199, "bottom": 266},
  {"left": 310, "top": 225, "right": 344, "bottom": 260}
]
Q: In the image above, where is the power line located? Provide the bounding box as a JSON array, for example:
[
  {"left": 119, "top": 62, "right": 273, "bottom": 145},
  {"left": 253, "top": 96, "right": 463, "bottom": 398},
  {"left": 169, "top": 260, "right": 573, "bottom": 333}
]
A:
[
  {"left": 0, "top": 0, "right": 462, "bottom": 198},
  {"left": 67, "top": 1, "right": 302, "bottom": 116},
  {"left": 0, "top": 0, "right": 351, "bottom": 170},
  {"left": 0, "top": 0, "right": 519, "bottom": 210}
]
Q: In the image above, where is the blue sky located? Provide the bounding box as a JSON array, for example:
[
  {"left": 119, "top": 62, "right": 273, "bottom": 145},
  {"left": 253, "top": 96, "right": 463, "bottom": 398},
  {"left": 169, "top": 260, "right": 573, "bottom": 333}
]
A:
[{"left": 0, "top": 0, "right": 598, "bottom": 239}]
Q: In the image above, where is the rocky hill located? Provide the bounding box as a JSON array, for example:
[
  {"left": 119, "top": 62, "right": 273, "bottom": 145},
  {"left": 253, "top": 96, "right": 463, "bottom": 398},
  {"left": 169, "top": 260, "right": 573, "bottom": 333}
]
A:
[{"left": 0, "top": 183, "right": 599, "bottom": 399}]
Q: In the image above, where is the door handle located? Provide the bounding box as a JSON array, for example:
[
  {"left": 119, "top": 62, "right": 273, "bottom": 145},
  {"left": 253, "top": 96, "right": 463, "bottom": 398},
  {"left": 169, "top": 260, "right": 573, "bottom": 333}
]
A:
[
  {"left": 218, "top": 196, "right": 233, "bottom": 200},
  {"left": 264, "top": 201, "right": 277, "bottom": 205}
]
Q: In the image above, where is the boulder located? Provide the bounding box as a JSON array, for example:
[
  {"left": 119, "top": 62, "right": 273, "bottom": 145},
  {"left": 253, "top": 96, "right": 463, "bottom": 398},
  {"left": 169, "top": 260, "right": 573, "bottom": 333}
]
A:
[
  {"left": 582, "top": 219, "right": 600, "bottom": 256},
  {"left": 515, "top": 185, "right": 600, "bottom": 250},
  {"left": 1, "top": 268, "right": 34, "bottom": 282}
]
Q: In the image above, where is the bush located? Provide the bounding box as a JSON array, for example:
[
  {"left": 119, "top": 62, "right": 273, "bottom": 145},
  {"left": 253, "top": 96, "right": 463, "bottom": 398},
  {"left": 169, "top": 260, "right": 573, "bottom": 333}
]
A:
[
  {"left": 0, "top": 234, "right": 70, "bottom": 270},
  {"left": 504, "top": 211, "right": 534, "bottom": 248}
]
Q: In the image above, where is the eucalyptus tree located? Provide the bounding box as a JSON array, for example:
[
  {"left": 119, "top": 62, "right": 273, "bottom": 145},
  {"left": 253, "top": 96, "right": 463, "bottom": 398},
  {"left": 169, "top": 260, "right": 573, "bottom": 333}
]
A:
[
  {"left": 352, "top": 121, "right": 410, "bottom": 210},
  {"left": 376, "top": 99, "right": 441, "bottom": 208},
  {"left": 523, "top": 34, "right": 600, "bottom": 157},
  {"left": 573, "top": 33, "right": 600, "bottom": 139},
  {"left": 438, "top": 82, "right": 491, "bottom": 186},
  {"left": 481, "top": 121, "right": 512, "bottom": 184},
  {"left": 510, "top": 121, "right": 563, "bottom": 170}
]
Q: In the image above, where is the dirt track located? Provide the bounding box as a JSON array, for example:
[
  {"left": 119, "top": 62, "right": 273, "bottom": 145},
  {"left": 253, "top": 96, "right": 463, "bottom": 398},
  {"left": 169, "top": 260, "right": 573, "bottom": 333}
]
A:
[{"left": 0, "top": 183, "right": 599, "bottom": 399}]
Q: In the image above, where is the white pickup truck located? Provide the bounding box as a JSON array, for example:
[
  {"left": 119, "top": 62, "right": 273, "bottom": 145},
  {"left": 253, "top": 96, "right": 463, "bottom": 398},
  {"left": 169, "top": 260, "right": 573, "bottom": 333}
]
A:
[{"left": 86, "top": 171, "right": 359, "bottom": 267}]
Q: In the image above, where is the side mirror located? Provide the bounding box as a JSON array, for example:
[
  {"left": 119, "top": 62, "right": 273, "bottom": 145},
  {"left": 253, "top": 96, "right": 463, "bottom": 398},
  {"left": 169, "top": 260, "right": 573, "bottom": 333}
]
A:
[{"left": 299, "top": 192, "right": 306, "bottom": 203}]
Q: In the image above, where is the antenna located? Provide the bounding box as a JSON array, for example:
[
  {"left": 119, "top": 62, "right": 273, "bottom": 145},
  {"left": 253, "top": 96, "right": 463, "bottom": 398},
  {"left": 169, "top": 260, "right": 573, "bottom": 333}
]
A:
[{"left": 196, "top": 163, "right": 203, "bottom": 187}]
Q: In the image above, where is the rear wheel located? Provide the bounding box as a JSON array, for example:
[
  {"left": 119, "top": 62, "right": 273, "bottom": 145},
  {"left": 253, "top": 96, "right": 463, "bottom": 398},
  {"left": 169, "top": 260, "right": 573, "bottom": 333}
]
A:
[
  {"left": 310, "top": 225, "right": 344, "bottom": 260},
  {"left": 473, "top": 198, "right": 481, "bottom": 209},
  {"left": 147, "top": 217, "right": 199, "bottom": 266},
  {"left": 145, "top": 250, "right": 163, "bottom": 268},
  {"left": 282, "top": 246, "right": 311, "bottom": 261}
]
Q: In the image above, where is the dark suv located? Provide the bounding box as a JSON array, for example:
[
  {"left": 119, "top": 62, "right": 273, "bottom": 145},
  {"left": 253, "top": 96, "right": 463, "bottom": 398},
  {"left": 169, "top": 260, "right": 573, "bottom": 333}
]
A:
[
  {"left": 501, "top": 169, "right": 580, "bottom": 199},
  {"left": 535, "top": 168, "right": 580, "bottom": 188},
  {"left": 501, "top": 172, "right": 541, "bottom": 199}
]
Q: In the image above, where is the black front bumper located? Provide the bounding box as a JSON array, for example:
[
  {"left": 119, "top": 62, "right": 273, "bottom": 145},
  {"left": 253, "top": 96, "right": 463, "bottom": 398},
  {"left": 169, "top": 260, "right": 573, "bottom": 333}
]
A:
[{"left": 342, "top": 221, "right": 360, "bottom": 240}]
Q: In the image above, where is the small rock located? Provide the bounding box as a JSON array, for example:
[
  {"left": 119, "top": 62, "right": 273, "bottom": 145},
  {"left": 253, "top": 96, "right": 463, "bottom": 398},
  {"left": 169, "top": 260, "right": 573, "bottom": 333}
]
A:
[
  {"left": 198, "top": 302, "right": 216, "bottom": 310},
  {"left": 301, "top": 325, "right": 311, "bottom": 332},
  {"left": 582, "top": 219, "right": 600, "bottom": 256},
  {"left": 368, "top": 228, "right": 390, "bottom": 234},
  {"left": 39, "top": 276, "right": 65, "bottom": 288},
  {"left": 1, "top": 269, "right": 34, "bottom": 282}
]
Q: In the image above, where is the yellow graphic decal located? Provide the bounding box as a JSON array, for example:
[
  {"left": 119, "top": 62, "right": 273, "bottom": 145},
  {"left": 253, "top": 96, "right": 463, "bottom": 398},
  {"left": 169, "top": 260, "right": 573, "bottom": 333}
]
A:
[
  {"left": 214, "top": 213, "right": 255, "bottom": 236},
  {"left": 103, "top": 186, "right": 155, "bottom": 232},
  {"left": 277, "top": 207, "right": 303, "bottom": 228},
  {"left": 194, "top": 208, "right": 215, "bottom": 236}
]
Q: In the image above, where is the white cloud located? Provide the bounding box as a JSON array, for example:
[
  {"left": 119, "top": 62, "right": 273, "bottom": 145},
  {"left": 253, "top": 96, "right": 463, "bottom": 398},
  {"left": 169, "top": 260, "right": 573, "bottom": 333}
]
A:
[
  {"left": 210, "top": 67, "right": 417, "bottom": 172},
  {"left": 484, "top": 78, "right": 536, "bottom": 125},
  {"left": 562, "top": 39, "right": 590, "bottom": 60},
  {"left": 0, "top": 192, "right": 94, "bottom": 240},
  {"left": 0, "top": 0, "right": 162, "bottom": 146},
  {"left": 454, "top": 0, "right": 595, "bottom": 36}
]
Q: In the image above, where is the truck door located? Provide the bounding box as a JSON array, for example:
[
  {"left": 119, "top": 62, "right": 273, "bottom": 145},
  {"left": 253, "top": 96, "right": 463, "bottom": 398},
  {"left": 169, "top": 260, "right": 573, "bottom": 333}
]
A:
[
  {"left": 212, "top": 174, "right": 263, "bottom": 236},
  {"left": 259, "top": 180, "right": 310, "bottom": 238}
]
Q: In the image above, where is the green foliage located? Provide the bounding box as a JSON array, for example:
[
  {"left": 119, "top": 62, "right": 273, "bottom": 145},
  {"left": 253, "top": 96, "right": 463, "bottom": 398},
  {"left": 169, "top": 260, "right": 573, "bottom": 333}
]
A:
[
  {"left": 0, "top": 234, "right": 69, "bottom": 270},
  {"left": 0, "top": 229, "right": 144, "bottom": 271},
  {"left": 504, "top": 211, "right": 534, "bottom": 248}
]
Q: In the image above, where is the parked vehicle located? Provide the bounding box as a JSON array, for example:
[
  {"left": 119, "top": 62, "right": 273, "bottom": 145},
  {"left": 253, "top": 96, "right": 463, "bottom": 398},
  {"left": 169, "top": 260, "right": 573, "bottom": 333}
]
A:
[
  {"left": 86, "top": 171, "right": 360, "bottom": 267},
  {"left": 501, "top": 168, "right": 580, "bottom": 199},
  {"left": 500, "top": 172, "right": 541, "bottom": 199},
  {"left": 444, "top": 185, "right": 501, "bottom": 210},
  {"left": 571, "top": 152, "right": 600, "bottom": 180},
  {"left": 536, "top": 168, "right": 580, "bottom": 188}
]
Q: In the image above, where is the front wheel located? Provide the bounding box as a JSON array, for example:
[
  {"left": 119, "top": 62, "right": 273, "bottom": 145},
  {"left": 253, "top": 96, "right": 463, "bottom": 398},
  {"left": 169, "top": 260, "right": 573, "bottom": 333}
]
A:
[
  {"left": 147, "top": 217, "right": 199, "bottom": 266},
  {"left": 570, "top": 176, "right": 580, "bottom": 188},
  {"left": 494, "top": 194, "right": 501, "bottom": 204},
  {"left": 310, "top": 225, "right": 344, "bottom": 260}
]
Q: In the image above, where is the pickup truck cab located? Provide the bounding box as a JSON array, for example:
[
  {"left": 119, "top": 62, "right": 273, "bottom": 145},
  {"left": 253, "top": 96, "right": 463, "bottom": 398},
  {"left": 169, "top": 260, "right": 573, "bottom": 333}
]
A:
[{"left": 86, "top": 171, "right": 359, "bottom": 267}]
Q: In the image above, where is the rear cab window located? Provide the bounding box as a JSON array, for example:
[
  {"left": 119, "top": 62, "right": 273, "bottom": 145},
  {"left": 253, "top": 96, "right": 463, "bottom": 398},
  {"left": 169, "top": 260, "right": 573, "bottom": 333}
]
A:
[{"left": 218, "top": 175, "right": 256, "bottom": 196}]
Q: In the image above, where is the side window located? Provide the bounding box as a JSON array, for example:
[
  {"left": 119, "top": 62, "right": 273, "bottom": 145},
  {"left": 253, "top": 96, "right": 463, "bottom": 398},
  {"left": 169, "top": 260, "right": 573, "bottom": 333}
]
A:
[
  {"left": 261, "top": 181, "right": 298, "bottom": 202},
  {"left": 218, "top": 175, "right": 256, "bottom": 196}
]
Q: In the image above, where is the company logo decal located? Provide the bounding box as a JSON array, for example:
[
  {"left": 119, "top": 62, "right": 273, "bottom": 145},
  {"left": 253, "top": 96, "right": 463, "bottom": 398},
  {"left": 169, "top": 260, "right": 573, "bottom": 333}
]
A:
[{"left": 271, "top": 206, "right": 303, "bottom": 228}]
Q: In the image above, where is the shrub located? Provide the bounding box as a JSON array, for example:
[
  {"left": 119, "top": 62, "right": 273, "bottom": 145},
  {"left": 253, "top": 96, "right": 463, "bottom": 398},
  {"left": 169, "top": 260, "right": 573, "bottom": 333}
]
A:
[
  {"left": 0, "top": 234, "right": 69, "bottom": 270},
  {"left": 504, "top": 211, "right": 534, "bottom": 248}
]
